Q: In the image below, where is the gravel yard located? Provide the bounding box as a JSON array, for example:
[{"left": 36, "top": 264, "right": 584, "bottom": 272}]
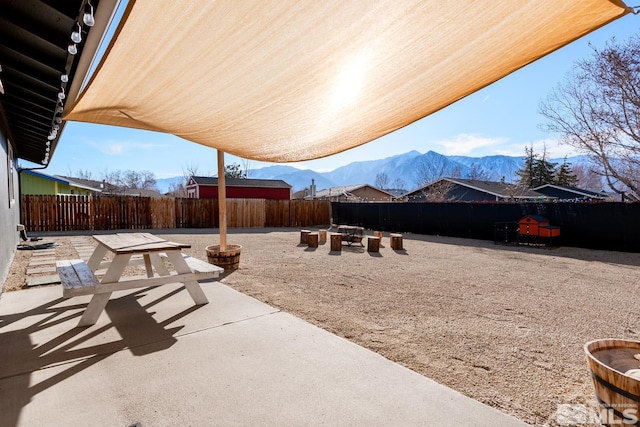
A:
[{"left": 4, "top": 228, "right": 639, "bottom": 426}]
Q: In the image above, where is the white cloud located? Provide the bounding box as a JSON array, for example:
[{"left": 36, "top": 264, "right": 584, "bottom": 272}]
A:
[
  {"left": 91, "top": 140, "right": 166, "bottom": 155},
  {"left": 433, "top": 134, "right": 508, "bottom": 156},
  {"left": 101, "top": 142, "right": 125, "bottom": 155},
  {"left": 494, "top": 137, "right": 580, "bottom": 159},
  {"left": 432, "top": 134, "right": 581, "bottom": 159}
]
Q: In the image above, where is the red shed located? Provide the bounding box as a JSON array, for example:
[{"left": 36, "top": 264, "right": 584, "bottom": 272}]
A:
[
  {"left": 186, "top": 176, "right": 292, "bottom": 200},
  {"left": 518, "top": 214, "right": 561, "bottom": 246},
  {"left": 518, "top": 215, "right": 550, "bottom": 236}
]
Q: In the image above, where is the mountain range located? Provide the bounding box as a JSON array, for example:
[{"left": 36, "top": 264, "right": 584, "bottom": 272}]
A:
[{"left": 156, "top": 150, "right": 593, "bottom": 194}]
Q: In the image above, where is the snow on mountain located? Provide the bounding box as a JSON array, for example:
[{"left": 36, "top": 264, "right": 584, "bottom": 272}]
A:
[
  {"left": 248, "top": 165, "right": 335, "bottom": 191},
  {"left": 155, "top": 151, "right": 597, "bottom": 193}
]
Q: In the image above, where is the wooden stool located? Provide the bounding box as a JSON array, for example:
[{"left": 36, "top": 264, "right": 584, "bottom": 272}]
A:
[
  {"left": 307, "top": 232, "right": 319, "bottom": 248},
  {"left": 390, "top": 233, "right": 403, "bottom": 250},
  {"left": 318, "top": 229, "right": 327, "bottom": 243},
  {"left": 367, "top": 236, "right": 380, "bottom": 253},
  {"left": 330, "top": 233, "right": 342, "bottom": 251},
  {"left": 300, "top": 229, "right": 310, "bottom": 244},
  {"left": 373, "top": 230, "right": 383, "bottom": 240}
]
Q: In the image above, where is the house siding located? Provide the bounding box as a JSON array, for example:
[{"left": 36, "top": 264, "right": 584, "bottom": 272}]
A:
[
  {"left": 20, "top": 172, "right": 93, "bottom": 195},
  {"left": 20, "top": 172, "right": 58, "bottom": 195},
  {"left": 353, "top": 187, "right": 394, "bottom": 202},
  {"left": 0, "top": 129, "right": 20, "bottom": 291}
]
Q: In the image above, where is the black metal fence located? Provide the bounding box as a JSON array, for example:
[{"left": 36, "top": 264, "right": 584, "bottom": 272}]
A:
[{"left": 332, "top": 202, "right": 640, "bottom": 253}]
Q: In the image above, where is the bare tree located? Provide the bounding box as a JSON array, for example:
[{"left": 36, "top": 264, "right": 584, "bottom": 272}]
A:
[
  {"left": 101, "top": 169, "right": 124, "bottom": 194},
  {"left": 468, "top": 164, "right": 490, "bottom": 181},
  {"left": 374, "top": 172, "right": 389, "bottom": 189},
  {"left": 420, "top": 179, "right": 457, "bottom": 202},
  {"left": 123, "top": 170, "right": 140, "bottom": 189},
  {"left": 391, "top": 177, "right": 407, "bottom": 192},
  {"left": 539, "top": 35, "right": 640, "bottom": 199},
  {"left": 99, "top": 169, "right": 158, "bottom": 193},
  {"left": 67, "top": 168, "right": 93, "bottom": 180},
  {"left": 572, "top": 164, "right": 603, "bottom": 190},
  {"left": 241, "top": 158, "right": 252, "bottom": 178},
  {"left": 181, "top": 163, "right": 200, "bottom": 191},
  {"left": 167, "top": 181, "right": 187, "bottom": 197},
  {"left": 182, "top": 163, "right": 200, "bottom": 180},
  {"left": 138, "top": 170, "right": 157, "bottom": 190},
  {"left": 416, "top": 161, "right": 449, "bottom": 188}
]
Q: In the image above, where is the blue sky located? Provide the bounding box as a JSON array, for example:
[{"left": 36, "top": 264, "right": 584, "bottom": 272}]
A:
[{"left": 38, "top": 11, "right": 639, "bottom": 179}]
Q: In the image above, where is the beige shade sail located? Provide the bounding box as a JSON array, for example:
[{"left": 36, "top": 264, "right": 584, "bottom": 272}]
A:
[{"left": 66, "top": 0, "right": 630, "bottom": 162}]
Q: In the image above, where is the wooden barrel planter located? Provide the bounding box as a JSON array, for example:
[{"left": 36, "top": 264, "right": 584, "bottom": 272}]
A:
[
  {"left": 205, "top": 244, "right": 242, "bottom": 271},
  {"left": 390, "top": 233, "right": 403, "bottom": 250},
  {"left": 367, "top": 236, "right": 380, "bottom": 253},
  {"left": 330, "top": 233, "right": 342, "bottom": 252},
  {"left": 584, "top": 339, "right": 640, "bottom": 426},
  {"left": 307, "top": 232, "right": 319, "bottom": 248}
]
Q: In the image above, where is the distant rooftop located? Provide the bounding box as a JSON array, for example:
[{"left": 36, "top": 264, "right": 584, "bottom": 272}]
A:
[{"left": 190, "top": 176, "right": 291, "bottom": 188}]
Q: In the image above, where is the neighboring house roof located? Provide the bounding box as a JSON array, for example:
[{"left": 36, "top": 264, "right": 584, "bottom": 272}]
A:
[
  {"left": 533, "top": 184, "right": 607, "bottom": 199},
  {"left": 189, "top": 176, "right": 292, "bottom": 189},
  {"left": 22, "top": 170, "right": 102, "bottom": 192},
  {"left": 58, "top": 176, "right": 169, "bottom": 197},
  {"left": 116, "top": 188, "right": 167, "bottom": 198},
  {"left": 314, "top": 184, "right": 395, "bottom": 199},
  {"left": 56, "top": 176, "right": 105, "bottom": 192},
  {"left": 405, "top": 177, "right": 550, "bottom": 200},
  {"left": 292, "top": 190, "right": 308, "bottom": 199},
  {"left": 384, "top": 189, "right": 407, "bottom": 197}
]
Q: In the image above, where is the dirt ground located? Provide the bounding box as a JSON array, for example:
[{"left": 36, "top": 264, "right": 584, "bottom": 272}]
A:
[{"left": 3, "top": 228, "right": 640, "bottom": 426}]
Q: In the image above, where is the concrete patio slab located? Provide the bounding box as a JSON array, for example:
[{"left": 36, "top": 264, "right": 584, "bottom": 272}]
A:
[{"left": 0, "top": 282, "right": 529, "bottom": 427}]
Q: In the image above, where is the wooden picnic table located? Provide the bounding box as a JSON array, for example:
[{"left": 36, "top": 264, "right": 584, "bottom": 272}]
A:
[
  {"left": 337, "top": 225, "right": 364, "bottom": 247},
  {"left": 57, "top": 232, "right": 223, "bottom": 327}
]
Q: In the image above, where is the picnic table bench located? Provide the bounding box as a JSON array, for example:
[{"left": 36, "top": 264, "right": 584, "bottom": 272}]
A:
[{"left": 56, "top": 232, "right": 223, "bottom": 326}]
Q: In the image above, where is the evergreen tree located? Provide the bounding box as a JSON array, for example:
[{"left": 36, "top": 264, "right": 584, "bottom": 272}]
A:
[
  {"left": 516, "top": 145, "right": 558, "bottom": 187},
  {"left": 531, "top": 150, "right": 557, "bottom": 187},
  {"left": 516, "top": 145, "right": 537, "bottom": 187},
  {"left": 554, "top": 156, "right": 579, "bottom": 187},
  {"left": 224, "top": 163, "right": 245, "bottom": 178}
]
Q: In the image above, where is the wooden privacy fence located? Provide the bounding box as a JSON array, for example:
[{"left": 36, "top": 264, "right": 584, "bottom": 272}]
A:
[{"left": 20, "top": 195, "right": 331, "bottom": 232}]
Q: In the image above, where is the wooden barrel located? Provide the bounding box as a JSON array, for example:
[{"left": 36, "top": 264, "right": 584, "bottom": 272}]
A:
[
  {"left": 307, "top": 232, "right": 319, "bottom": 248},
  {"left": 330, "top": 233, "right": 342, "bottom": 252},
  {"left": 390, "top": 233, "right": 403, "bottom": 250},
  {"left": 584, "top": 339, "right": 640, "bottom": 426},
  {"left": 205, "top": 244, "right": 242, "bottom": 271},
  {"left": 367, "top": 236, "right": 380, "bottom": 253}
]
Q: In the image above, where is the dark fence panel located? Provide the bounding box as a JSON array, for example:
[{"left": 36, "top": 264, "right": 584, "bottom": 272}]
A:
[{"left": 332, "top": 202, "right": 640, "bottom": 252}]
